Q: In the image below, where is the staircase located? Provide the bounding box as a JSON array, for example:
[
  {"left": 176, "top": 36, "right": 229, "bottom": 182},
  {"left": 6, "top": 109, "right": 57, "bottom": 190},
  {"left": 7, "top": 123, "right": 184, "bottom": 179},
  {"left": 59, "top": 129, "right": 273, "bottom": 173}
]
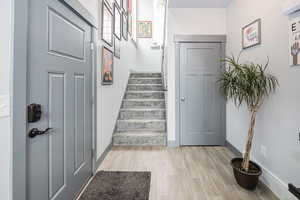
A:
[{"left": 112, "top": 72, "right": 167, "bottom": 146}]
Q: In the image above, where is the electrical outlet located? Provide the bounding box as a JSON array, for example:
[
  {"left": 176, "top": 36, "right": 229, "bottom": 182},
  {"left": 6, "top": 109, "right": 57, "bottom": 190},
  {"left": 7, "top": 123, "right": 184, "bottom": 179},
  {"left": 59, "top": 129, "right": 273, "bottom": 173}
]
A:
[{"left": 260, "top": 145, "right": 267, "bottom": 158}]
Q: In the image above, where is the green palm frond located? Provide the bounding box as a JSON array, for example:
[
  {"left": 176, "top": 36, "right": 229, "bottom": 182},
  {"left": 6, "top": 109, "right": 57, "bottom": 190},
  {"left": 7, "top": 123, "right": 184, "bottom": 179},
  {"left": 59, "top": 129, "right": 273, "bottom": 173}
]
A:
[{"left": 218, "top": 55, "right": 279, "bottom": 110}]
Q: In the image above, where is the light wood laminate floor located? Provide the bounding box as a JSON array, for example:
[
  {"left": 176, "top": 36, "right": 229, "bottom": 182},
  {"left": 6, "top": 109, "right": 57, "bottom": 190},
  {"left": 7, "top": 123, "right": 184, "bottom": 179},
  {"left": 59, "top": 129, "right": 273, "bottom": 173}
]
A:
[{"left": 98, "top": 146, "right": 278, "bottom": 200}]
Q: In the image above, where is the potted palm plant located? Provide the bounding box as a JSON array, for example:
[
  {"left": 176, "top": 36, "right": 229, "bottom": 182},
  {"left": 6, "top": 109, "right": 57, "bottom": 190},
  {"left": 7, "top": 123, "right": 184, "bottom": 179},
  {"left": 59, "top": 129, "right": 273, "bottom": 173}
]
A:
[{"left": 218, "top": 55, "right": 279, "bottom": 190}]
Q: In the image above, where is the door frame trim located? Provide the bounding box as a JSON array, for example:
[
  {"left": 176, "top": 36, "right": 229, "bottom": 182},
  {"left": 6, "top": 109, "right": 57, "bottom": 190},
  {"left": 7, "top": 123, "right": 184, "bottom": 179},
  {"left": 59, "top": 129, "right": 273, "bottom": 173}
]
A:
[
  {"left": 12, "top": 1, "right": 97, "bottom": 200},
  {"left": 173, "top": 34, "right": 227, "bottom": 147}
]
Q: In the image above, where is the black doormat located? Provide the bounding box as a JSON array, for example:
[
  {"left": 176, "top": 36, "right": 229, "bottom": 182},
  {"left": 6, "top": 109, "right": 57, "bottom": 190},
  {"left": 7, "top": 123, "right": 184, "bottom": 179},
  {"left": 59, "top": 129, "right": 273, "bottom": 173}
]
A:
[{"left": 79, "top": 171, "right": 151, "bottom": 200}]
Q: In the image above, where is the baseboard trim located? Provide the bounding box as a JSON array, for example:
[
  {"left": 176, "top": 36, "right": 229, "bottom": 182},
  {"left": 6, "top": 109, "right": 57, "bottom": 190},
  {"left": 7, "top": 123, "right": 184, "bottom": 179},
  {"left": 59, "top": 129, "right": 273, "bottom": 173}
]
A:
[
  {"left": 94, "top": 142, "right": 112, "bottom": 173},
  {"left": 168, "top": 140, "right": 179, "bottom": 147},
  {"left": 225, "top": 140, "right": 297, "bottom": 200}
]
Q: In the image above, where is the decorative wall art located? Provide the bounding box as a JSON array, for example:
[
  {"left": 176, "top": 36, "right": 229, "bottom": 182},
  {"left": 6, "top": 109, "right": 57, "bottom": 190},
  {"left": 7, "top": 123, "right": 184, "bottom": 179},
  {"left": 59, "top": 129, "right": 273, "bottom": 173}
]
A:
[
  {"left": 105, "top": 0, "right": 114, "bottom": 10},
  {"left": 114, "top": 38, "right": 121, "bottom": 59},
  {"left": 289, "top": 14, "right": 300, "bottom": 66},
  {"left": 101, "top": 46, "right": 114, "bottom": 85},
  {"left": 242, "top": 19, "right": 261, "bottom": 49},
  {"left": 102, "top": 1, "right": 113, "bottom": 46},
  {"left": 137, "top": 21, "right": 152, "bottom": 38},
  {"left": 114, "top": 4, "right": 122, "bottom": 40},
  {"left": 115, "top": 0, "right": 122, "bottom": 9},
  {"left": 122, "top": 13, "right": 128, "bottom": 41},
  {"left": 127, "top": 0, "right": 133, "bottom": 36},
  {"left": 122, "top": 0, "right": 127, "bottom": 12}
]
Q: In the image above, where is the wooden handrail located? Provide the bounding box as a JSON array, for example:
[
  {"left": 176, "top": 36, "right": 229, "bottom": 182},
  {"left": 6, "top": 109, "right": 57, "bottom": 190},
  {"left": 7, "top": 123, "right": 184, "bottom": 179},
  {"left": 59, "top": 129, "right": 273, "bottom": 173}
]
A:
[{"left": 289, "top": 184, "right": 300, "bottom": 199}]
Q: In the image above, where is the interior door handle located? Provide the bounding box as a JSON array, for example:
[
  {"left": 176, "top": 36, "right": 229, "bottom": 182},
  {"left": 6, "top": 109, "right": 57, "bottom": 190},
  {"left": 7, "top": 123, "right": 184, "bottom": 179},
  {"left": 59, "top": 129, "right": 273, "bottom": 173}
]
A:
[
  {"left": 181, "top": 97, "right": 186, "bottom": 102},
  {"left": 28, "top": 128, "right": 53, "bottom": 138}
]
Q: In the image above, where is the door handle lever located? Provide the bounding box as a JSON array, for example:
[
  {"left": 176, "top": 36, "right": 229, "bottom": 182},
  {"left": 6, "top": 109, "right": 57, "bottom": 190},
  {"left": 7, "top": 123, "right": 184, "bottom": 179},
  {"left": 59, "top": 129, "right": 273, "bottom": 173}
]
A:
[
  {"left": 28, "top": 128, "right": 53, "bottom": 138},
  {"left": 181, "top": 97, "right": 186, "bottom": 102}
]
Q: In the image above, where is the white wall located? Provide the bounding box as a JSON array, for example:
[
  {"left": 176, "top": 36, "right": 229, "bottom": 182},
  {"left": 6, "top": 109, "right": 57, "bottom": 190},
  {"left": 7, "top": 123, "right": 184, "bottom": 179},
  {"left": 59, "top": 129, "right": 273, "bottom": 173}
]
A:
[
  {"left": 166, "top": 8, "right": 226, "bottom": 141},
  {"left": 227, "top": 0, "right": 300, "bottom": 199},
  {"left": 0, "top": 0, "right": 12, "bottom": 199},
  {"left": 134, "top": 0, "right": 162, "bottom": 72},
  {"left": 78, "top": 0, "right": 137, "bottom": 158}
]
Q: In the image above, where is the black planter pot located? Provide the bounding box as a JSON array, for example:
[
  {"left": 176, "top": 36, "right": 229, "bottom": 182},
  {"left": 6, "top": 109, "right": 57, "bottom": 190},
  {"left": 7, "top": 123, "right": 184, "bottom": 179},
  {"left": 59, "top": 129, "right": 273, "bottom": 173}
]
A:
[{"left": 231, "top": 158, "right": 262, "bottom": 190}]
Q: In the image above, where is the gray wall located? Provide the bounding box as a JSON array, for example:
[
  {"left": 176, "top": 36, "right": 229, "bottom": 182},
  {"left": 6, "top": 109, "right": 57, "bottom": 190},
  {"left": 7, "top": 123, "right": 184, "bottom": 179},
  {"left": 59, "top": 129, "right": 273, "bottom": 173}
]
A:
[
  {"left": 0, "top": 0, "right": 12, "bottom": 199},
  {"left": 78, "top": 0, "right": 138, "bottom": 158},
  {"left": 227, "top": 0, "right": 300, "bottom": 199}
]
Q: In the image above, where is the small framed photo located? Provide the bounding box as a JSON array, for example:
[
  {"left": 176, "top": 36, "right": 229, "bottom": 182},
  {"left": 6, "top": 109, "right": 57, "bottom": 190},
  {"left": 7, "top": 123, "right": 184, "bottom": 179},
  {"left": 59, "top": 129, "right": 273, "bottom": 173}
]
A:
[
  {"left": 101, "top": 46, "right": 114, "bottom": 85},
  {"left": 102, "top": 1, "right": 113, "bottom": 46},
  {"left": 116, "top": 0, "right": 122, "bottom": 9},
  {"left": 137, "top": 21, "right": 152, "bottom": 38},
  {"left": 122, "top": 13, "right": 128, "bottom": 41},
  {"left": 105, "top": 0, "right": 114, "bottom": 10},
  {"left": 114, "top": 4, "right": 122, "bottom": 40},
  {"left": 242, "top": 19, "right": 261, "bottom": 49},
  {"left": 114, "top": 37, "right": 121, "bottom": 59},
  {"left": 122, "top": 0, "right": 127, "bottom": 12}
]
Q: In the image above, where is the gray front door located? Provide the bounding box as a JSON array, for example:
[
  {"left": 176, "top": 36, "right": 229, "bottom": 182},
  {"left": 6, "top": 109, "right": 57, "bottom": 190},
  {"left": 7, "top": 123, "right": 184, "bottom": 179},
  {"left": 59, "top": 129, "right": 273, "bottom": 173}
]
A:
[
  {"left": 180, "top": 43, "right": 225, "bottom": 146},
  {"left": 27, "top": 0, "right": 93, "bottom": 199}
]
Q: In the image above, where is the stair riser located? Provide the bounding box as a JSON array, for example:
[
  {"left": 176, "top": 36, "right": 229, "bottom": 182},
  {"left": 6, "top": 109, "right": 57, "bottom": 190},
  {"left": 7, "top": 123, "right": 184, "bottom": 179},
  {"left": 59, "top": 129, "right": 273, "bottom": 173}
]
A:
[
  {"left": 130, "top": 73, "right": 162, "bottom": 78},
  {"left": 127, "top": 85, "right": 163, "bottom": 91},
  {"left": 119, "top": 110, "right": 166, "bottom": 120},
  {"left": 117, "top": 121, "right": 166, "bottom": 132},
  {"left": 122, "top": 101, "right": 165, "bottom": 109},
  {"left": 113, "top": 135, "right": 167, "bottom": 146},
  {"left": 128, "top": 79, "right": 162, "bottom": 84},
  {"left": 125, "top": 92, "right": 164, "bottom": 99}
]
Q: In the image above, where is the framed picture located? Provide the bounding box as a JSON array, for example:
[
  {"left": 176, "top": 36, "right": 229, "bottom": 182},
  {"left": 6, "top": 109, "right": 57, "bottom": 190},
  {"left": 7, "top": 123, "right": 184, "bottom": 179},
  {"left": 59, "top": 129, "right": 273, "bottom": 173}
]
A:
[
  {"left": 102, "top": 1, "right": 113, "bottom": 46},
  {"left": 137, "top": 21, "right": 152, "bottom": 38},
  {"left": 105, "top": 0, "right": 114, "bottom": 10},
  {"left": 115, "top": 0, "right": 122, "bottom": 9},
  {"left": 114, "top": 4, "right": 122, "bottom": 40},
  {"left": 127, "top": 0, "right": 132, "bottom": 36},
  {"left": 101, "top": 46, "right": 114, "bottom": 85},
  {"left": 289, "top": 15, "right": 300, "bottom": 66},
  {"left": 122, "top": 13, "right": 128, "bottom": 41},
  {"left": 122, "top": 0, "right": 127, "bottom": 12},
  {"left": 114, "top": 38, "right": 121, "bottom": 59},
  {"left": 242, "top": 19, "right": 261, "bottom": 49}
]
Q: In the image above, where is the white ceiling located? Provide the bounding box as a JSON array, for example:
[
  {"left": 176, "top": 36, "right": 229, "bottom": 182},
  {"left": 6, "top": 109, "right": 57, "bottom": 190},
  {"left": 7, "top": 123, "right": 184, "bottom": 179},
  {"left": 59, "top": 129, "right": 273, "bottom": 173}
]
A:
[{"left": 168, "top": 0, "right": 232, "bottom": 8}]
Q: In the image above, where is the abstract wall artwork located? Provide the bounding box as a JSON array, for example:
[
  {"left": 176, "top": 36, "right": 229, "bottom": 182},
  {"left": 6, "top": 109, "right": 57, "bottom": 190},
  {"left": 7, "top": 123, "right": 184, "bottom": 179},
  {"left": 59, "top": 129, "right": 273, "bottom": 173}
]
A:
[
  {"left": 101, "top": 46, "right": 114, "bottom": 85},
  {"left": 137, "top": 21, "right": 152, "bottom": 38},
  {"left": 114, "top": 4, "right": 122, "bottom": 40},
  {"left": 122, "top": 13, "right": 128, "bottom": 41},
  {"left": 114, "top": 38, "right": 121, "bottom": 59},
  {"left": 289, "top": 15, "right": 300, "bottom": 66},
  {"left": 102, "top": 1, "right": 113, "bottom": 46},
  {"left": 242, "top": 19, "right": 261, "bottom": 49}
]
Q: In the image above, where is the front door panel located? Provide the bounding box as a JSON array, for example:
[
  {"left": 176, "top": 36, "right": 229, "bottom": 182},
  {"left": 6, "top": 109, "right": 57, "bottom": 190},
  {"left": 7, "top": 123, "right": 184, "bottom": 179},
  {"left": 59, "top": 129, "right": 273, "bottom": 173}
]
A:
[
  {"left": 27, "top": 0, "right": 93, "bottom": 199},
  {"left": 180, "top": 43, "right": 225, "bottom": 146}
]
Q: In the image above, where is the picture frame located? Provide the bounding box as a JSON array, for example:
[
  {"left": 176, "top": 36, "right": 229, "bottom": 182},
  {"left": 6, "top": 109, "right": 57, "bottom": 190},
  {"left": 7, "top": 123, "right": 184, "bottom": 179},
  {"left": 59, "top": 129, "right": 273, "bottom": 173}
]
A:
[
  {"left": 122, "top": 12, "right": 128, "bottom": 41},
  {"left": 101, "top": 1, "right": 113, "bottom": 46},
  {"left": 122, "top": 0, "right": 127, "bottom": 12},
  {"left": 114, "top": 37, "right": 121, "bottom": 59},
  {"left": 101, "top": 46, "right": 114, "bottom": 85},
  {"left": 242, "top": 19, "right": 261, "bottom": 49},
  {"left": 115, "top": 0, "right": 122, "bottom": 9},
  {"left": 127, "top": 0, "right": 132, "bottom": 36},
  {"left": 114, "top": 4, "right": 122, "bottom": 40},
  {"left": 105, "top": 0, "right": 114, "bottom": 10},
  {"left": 137, "top": 21, "right": 152, "bottom": 38}
]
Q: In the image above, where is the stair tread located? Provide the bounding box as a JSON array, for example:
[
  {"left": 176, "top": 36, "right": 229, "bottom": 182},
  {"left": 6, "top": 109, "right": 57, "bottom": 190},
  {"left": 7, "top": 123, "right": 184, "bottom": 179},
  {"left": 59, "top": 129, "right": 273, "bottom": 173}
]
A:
[
  {"left": 120, "top": 108, "right": 166, "bottom": 111},
  {"left": 123, "top": 99, "right": 165, "bottom": 101},
  {"left": 126, "top": 91, "right": 164, "bottom": 93},
  {"left": 114, "top": 131, "right": 167, "bottom": 136},
  {"left": 118, "top": 119, "right": 166, "bottom": 122},
  {"left": 129, "top": 78, "right": 162, "bottom": 80}
]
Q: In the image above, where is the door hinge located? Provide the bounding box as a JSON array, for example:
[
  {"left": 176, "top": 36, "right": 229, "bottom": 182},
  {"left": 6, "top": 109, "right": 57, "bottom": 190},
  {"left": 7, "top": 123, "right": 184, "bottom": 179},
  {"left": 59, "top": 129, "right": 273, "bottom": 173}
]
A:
[
  {"left": 90, "top": 96, "right": 94, "bottom": 106},
  {"left": 90, "top": 42, "right": 95, "bottom": 51}
]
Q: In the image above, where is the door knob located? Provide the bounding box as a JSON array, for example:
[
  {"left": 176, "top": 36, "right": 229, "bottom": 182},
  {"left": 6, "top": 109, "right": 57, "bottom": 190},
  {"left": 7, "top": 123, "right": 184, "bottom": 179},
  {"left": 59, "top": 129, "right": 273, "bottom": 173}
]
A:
[
  {"left": 181, "top": 97, "right": 186, "bottom": 102},
  {"left": 28, "top": 128, "right": 53, "bottom": 138}
]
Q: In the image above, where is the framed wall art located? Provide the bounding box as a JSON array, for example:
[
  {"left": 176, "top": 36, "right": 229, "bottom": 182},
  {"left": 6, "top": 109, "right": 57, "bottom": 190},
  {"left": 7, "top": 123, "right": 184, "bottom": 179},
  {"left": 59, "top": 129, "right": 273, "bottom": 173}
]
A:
[
  {"left": 127, "top": 0, "right": 132, "bottom": 36},
  {"left": 122, "top": 12, "right": 128, "bottom": 41},
  {"left": 102, "top": 1, "right": 113, "bottom": 46},
  {"left": 114, "top": 37, "right": 121, "bottom": 59},
  {"left": 242, "top": 19, "right": 261, "bottom": 49},
  {"left": 289, "top": 15, "right": 300, "bottom": 66},
  {"left": 101, "top": 46, "right": 114, "bottom": 85},
  {"left": 122, "top": 0, "right": 127, "bottom": 12},
  {"left": 114, "top": 4, "right": 122, "bottom": 40},
  {"left": 137, "top": 21, "right": 152, "bottom": 38},
  {"left": 115, "top": 0, "right": 122, "bottom": 9}
]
